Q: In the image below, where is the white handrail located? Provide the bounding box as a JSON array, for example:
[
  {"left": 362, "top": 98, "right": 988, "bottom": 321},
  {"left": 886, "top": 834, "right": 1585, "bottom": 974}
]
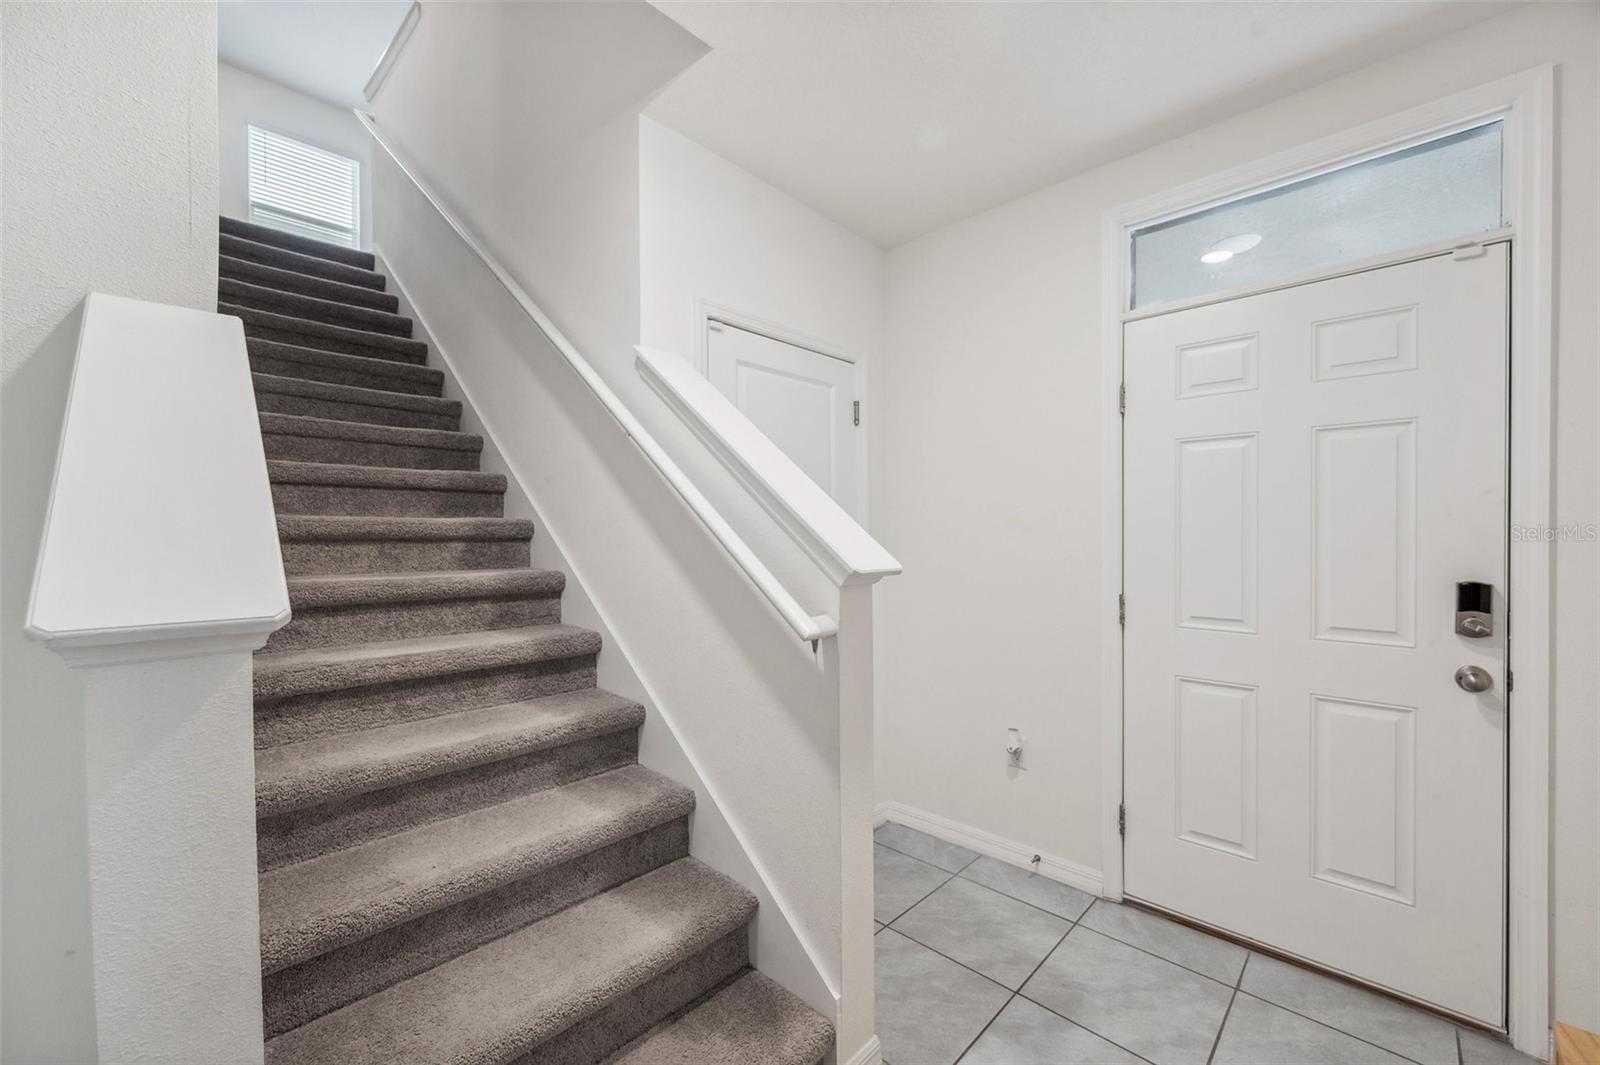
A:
[
  {"left": 356, "top": 111, "right": 839, "bottom": 643},
  {"left": 636, "top": 345, "right": 901, "bottom": 587}
]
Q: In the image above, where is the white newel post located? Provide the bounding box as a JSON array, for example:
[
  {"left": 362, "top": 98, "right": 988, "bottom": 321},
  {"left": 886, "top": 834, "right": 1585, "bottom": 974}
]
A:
[
  {"left": 27, "top": 294, "right": 288, "bottom": 1064},
  {"left": 828, "top": 583, "right": 880, "bottom": 1065}
]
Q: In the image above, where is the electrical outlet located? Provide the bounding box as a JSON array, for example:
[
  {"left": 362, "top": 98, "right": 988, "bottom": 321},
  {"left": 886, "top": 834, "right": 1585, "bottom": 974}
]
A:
[{"left": 1006, "top": 728, "right": 1024, "bottom": 767}]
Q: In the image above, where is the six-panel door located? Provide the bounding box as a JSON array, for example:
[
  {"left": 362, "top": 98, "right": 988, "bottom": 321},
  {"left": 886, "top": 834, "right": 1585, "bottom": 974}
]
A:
[{"left": 1122, "top": 246, "right": 1509, "bottom": 1024}]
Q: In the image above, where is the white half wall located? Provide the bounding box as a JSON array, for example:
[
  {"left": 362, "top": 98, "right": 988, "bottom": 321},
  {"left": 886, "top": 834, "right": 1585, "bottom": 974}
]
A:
[
  {"left": 218, "top": 62, "right": 374, "bottom": 249},
  {"left": 0, "top": 3, "right": 220, "bottom": 1060},
  {"left": 876, "top": 0, "right": 1599, "bottom": 1029}
]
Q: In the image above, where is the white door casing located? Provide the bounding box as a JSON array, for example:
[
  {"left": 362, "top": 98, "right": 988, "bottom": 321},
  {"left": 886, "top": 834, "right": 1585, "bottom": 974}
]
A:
[
  {"left": 706, "top": 322, "right": 860, "bottom": 519},
  {"left": 1122, "top": 246, "right": 1509, "bottom": 1024}
]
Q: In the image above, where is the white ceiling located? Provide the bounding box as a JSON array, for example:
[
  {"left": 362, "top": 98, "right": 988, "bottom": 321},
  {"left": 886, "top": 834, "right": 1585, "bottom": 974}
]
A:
[
  {"left": 218, "top": 0, "right": 413, "bottom": 109},
  {"left": 647, "top": 2, "right": 1516, "bottom": 248}
]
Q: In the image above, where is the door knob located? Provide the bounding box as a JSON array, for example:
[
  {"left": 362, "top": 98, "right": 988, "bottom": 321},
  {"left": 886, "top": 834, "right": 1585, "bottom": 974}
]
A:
[{"left": 1455, "top": 665, "right": 1494, "bottom": 693}]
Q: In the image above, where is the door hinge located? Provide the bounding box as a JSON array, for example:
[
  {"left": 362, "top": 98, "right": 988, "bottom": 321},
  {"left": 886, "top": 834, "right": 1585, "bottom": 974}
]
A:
[
  {"left": 1118, "top": 593, "right": 1126, "bottom": 627},
  {"left": 853, "top": 400, "right": 861, "bottom": 427},
  {"left": 1507, "top": 668, "right": 1514, "bottom": 693},
  {"left": 1118, "top": 382, "right": 1126, "bottom": 415},
  {"left": 1118, "top": 803, "right": 1126, "bottom": 838}
]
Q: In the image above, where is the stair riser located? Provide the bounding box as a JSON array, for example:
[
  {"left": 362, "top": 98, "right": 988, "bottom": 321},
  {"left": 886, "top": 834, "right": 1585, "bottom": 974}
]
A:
[
  {"left": 221, "top": 217, "right": 377, "bottom": 270},
  {"left": 250, "top": 350, "right": 443, "bottom": 397},
  {"left": 258, "top": 730, "right": 640, "bottom": 871},
  {"left": 223, "top": 284, "right": 412, "bottom": 337},
  {"left": 512, "top": 928, "right": 750, "bottom": 1065},
  {"left": 271, "top": 482, "right": 506, "bottom": 518},
  {"left": 221, "top": 235, "right": 385, "bottom": 290},
  {"left": 278, "top": 537, "right": 528, "bottom": 576},
  {"left": 256, "top": 391, "right": 462, "bottom": 432},
  {"left": 222, "top": 256, "right": 399, "bottom": 312},
  {"left": 241, "top": 321, "right": 428, "bottom": 366},
  {"left": 261, "top": 820, "right": 689, "bottom": 1038},
  {"left": 261, "top": 431, "right": 481, "bottom": 471},
  {"left": 255, "top": 657, "right": 597, "bottom": 747},
  {"left": 265, "top": 594, "right": 561, "bottom": 652}
]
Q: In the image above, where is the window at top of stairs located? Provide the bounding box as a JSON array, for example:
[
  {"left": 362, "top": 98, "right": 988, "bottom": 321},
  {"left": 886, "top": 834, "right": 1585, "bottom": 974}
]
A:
[{"left": 247, "top": 125, "right": 360, "bottom": 249}]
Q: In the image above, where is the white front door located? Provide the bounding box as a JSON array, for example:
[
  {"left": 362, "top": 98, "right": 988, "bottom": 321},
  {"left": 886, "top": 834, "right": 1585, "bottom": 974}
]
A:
[
  {"left": 706, "top": 321, "right": 860, "bottom": 518},
  {"left": 1122, "top": 246, "right": 1509, "bottom": 1024}
]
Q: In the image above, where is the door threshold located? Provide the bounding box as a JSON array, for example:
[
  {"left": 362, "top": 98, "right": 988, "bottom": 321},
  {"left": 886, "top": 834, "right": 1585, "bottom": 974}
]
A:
[{"left": 1122, "top": 895, "right": 1505, "bottom": 1036}]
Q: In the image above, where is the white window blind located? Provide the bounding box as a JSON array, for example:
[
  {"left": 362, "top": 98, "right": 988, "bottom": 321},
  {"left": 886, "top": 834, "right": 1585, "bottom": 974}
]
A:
[{"left": 247, "top": 126, "right": 360, "bottom": 249}]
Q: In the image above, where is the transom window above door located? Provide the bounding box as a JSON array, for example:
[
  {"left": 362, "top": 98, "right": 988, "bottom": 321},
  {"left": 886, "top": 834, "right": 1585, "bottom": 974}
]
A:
[
  {"left": 247, "top": 125, "right": 361, "bottom": 249},
  {"left": 1129, "top": 121, "right": 1504, "bottom": 309}
]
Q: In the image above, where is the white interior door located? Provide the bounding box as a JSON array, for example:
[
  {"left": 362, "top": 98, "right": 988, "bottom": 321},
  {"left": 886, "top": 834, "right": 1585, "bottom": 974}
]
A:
[
  {"left": 706, "top": 322, "right": 860, "bottom": 518},
  {"left": 1122, "top": 246, "right": 1509, "bottom": 1024}
]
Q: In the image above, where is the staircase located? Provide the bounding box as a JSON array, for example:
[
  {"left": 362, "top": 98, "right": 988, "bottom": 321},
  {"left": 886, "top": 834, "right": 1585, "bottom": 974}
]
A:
[{"left": 219, "top": 216, "right": 834, "bottom": 1065}]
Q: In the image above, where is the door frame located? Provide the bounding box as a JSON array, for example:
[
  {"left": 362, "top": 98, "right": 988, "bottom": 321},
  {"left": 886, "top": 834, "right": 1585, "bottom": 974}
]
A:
[
  {"left": 1098, "top": 67, "right": 1554, "bottom": 1054},
  {"left": 692, "top": 297, "right": 872, "bottom": 525}
]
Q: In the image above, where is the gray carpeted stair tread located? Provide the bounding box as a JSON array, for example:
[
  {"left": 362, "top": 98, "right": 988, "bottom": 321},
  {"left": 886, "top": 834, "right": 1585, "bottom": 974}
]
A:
[
  {"left": 257, "top": 765, "right": 698, "bottom": 974},
  {"left": 221, "top": 254, "right": 399, "bottom": 312},
  {"left": 253, "top": 624, "right": 600, "bottom": 701},
  {"left": 222, "top": 277, "right": 413, "bottom": 336},
  {"left": 254, "top": 372, "right": 461, "bottom": 418},
  {"left": 221, "top": 215, "right": 377, "bottom": 270},
  {"left": 276, "top": 514, "right": 532, "bottom": 542},
  {"left": 249, "top": 339, "right": 444, "bottom": 396},
  {"left": 263, "top": 857, "right": 754, "bottom": 1065},
  {"left": 222, "top": 233, "right": 387, "bottom": 291},
  {"left": 608, "top": 970, "right": 834, "bottom": 1065},
  {"left": 287, "top": 568, "right": 564, "bottom": 608},
  {"left": 268, "top": 460, "right": 504, "bottom": 494},
  {"left": 225, "top": 303, "right": 429, "bottom": 364},
  {"left": 255, "top": 688, "right": 646, "bottom": 818},
  {"left": 259, "top": 412, "right": 483, "bottom": 454}
]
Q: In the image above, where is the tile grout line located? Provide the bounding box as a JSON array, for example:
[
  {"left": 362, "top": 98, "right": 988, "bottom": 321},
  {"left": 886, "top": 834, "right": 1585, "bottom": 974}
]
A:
[
  {"left": 1069, "top": 911, "right": 1243, "bottom": 989},
  {"left": 880, "top": 831, "right": 1441, "bottom": 1065},
  {"left": 878, "top": 867, "right": 959, "bottom": 927},
  {"left": 874, "top": 834, "right": 980, "bottom": 876},
  {"left": 1224, "top": 988, "right": 1431, "bottom": 1065},
  {"left": 1205, "top": 954, "right": 1252, "bottom": 1064},
  {"left": 956, "top": 865, "right": 1096, "bottom": 923},
  {"left": 914, "top": 894, "right": 1154, "bottom": 1065},
  {"left": 950, "top": 931, "right": 1065, "bottom": 1065},
  {"left": 883, "top": 828, "right": 1430, "bottom": 1065}
]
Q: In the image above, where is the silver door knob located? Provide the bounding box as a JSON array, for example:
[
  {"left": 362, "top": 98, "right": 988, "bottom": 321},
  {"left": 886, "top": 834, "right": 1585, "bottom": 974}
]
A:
[{"left": 1455, "top": 665, "right": 1494, "bottom": 693}]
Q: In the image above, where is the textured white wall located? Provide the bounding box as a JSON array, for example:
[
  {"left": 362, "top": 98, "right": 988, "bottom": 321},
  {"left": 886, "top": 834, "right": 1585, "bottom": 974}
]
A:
[
  {"left": 639, "top": 117, "right": 884, "bottom": 376},
  {"left": 218, "top": 62, "right": 374, "bottom": 249},
  {"left": 0, "top": 3, "right": 220, "bottom": 1060},
  {"left": 369, "top": 0, "right": 869, "bottom": 1040},
  {"left": 876, "top": 0, "right": 1599, "bottom": 1029}
]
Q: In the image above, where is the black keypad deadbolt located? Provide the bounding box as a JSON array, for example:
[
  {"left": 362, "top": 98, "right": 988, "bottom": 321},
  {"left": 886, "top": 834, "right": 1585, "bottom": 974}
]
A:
[{"left": 1456, "top": 581, "right": 1493, "bottom": 638}]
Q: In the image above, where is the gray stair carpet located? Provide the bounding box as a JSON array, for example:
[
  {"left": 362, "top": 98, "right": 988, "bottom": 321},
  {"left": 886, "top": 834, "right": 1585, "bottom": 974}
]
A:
[{"left": 221, "top": 218, "right": 833, "bottom": 1064}]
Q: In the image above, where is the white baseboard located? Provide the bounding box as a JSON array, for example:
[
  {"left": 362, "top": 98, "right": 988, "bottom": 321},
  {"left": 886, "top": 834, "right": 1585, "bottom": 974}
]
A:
[
  {"left": 873, "top": 800, "right": 1105, "bottom": 898},
  {"left": 841, "top": 1034, "right": 882, "bottom": 1065}
]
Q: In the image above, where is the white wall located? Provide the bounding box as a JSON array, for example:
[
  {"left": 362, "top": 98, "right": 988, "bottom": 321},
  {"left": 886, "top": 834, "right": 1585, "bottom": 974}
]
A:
[
  {"left": 639, "top": 116, "right": 884, "bottom": 379},
  {"left": 876, "top": 0, "right": 1600, "bottom": 1030},
  {"left": 639, "top": 118, "right": 885, "bottom": 530},
  {"left": 218, "top": 62, "right": 373, "bottom": 249},
  {"left": 369, "top": 0, "right": 872, "bottom": 1040},
  {"left": 0, "top": 3, "right": 220, "bottom": 1060}
]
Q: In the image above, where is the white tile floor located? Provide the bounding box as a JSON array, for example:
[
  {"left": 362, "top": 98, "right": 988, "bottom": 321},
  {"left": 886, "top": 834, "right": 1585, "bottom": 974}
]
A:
[{"left": 873, "top": 822, "right": 1541, "bottom": 1065}]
